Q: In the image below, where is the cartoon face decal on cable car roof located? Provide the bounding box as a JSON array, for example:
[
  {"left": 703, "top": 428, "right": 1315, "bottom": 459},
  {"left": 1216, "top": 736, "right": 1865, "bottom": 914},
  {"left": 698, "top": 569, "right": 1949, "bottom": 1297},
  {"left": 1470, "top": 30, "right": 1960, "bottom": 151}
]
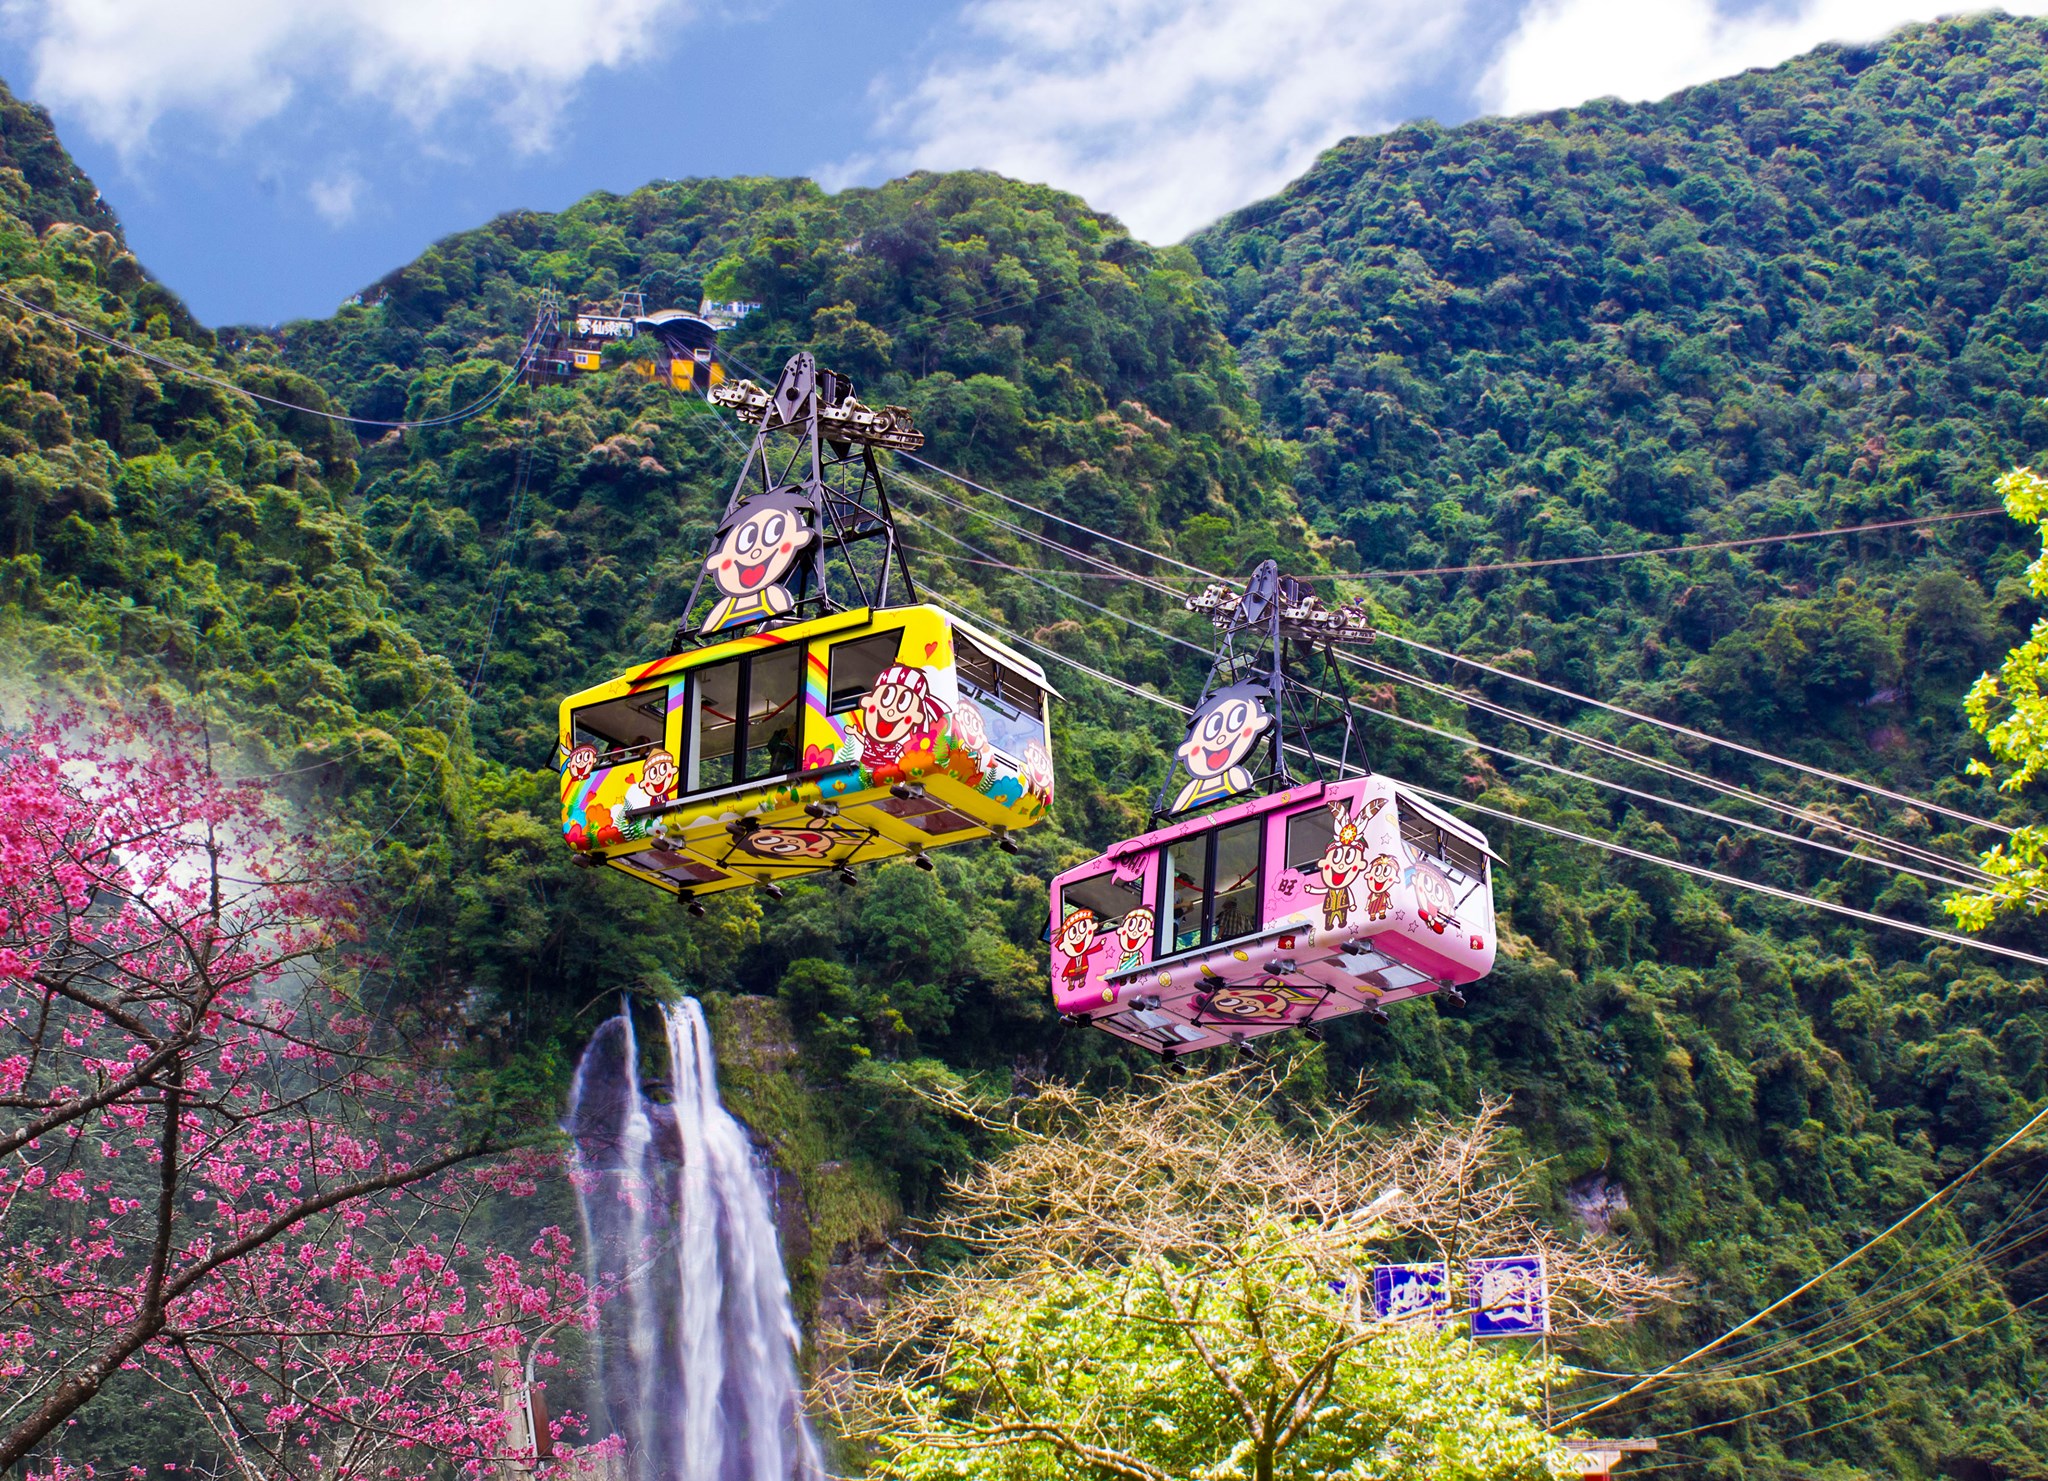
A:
[
  {"left": 1169, "top": 682, "right": 1273, "bottom": 814},
  {"left": 700, "top": 488, "right": 817, "bottom": 636},
  {"left": 1046, "top": 773, "right": 1497, "bottom": 1057}
]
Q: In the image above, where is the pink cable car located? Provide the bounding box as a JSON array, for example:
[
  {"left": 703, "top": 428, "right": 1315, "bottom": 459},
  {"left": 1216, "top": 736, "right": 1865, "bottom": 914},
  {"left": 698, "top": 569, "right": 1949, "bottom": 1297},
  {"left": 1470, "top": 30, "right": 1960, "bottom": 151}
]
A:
[
  {"left": 1049, "top": 773, "right": 1496, "bottom": 1056},
  {"left": 1049, "top": 561, "right": 1498, "bottom": 1057}
]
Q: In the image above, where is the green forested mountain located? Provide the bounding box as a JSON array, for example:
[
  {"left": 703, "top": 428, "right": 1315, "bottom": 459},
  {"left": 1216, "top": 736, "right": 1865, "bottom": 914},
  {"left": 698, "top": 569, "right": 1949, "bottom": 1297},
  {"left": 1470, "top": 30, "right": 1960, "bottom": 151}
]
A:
[{"left": 2, "top": 12, "right": 2046, "bottom": 1479}]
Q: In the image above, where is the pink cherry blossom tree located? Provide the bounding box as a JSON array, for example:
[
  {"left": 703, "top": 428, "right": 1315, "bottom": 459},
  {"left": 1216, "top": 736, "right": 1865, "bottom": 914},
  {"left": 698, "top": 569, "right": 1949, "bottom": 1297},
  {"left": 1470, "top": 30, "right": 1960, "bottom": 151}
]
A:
[{"left": 0, "top": 706, "right": 592, "bottom": 1478}]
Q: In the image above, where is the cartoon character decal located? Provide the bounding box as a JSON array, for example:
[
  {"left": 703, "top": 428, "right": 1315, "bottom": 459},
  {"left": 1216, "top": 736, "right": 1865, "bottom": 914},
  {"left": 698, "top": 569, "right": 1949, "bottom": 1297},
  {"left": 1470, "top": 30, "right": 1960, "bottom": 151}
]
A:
[
  {"left": 1114, "top": 906, "right": 1155, "bottom": 973},
  {"left": 951, "top": 697, "right": 990, "bottom": 755},
  {"left": 1054, "top": 907, "right": 1106, "bottom": 984},
  {"left": 1202, "top": 980, "right": 1321, "bottom": 1021},
  {"left": 625, "top": 749, "right": 678, "bottom": 812},
  {"left": 1404, "top": 857, "right": 1460, "bottom": 935},
  {"left": 700, "top": 488, "right": 816, "bottom": 634},
  {"left": 566, "top": 743, "right": 598, "bottom": 782},
  {"left": 1170, "top": 682, "right": 1271, "bottom": 814},
  {"left": 738, "top": 826, "right": 836, "bottom": 861},
  {"left": 1022, "top": 741, "right": 1055, "bottom": 799},
  {"left": 847, "top": 664, "right": 950, "bottom": 770},
  {"left": 1364, "top": 853, "right": 1400, "bottom": 921},
  {"left": 1303, "top": 799, "right": 1367, "bottom": 931}
]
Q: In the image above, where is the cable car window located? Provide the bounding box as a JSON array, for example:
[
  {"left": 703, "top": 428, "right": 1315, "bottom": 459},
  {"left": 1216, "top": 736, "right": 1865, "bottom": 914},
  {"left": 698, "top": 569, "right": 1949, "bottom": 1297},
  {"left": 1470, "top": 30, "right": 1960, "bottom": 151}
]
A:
[
  {"left": 1396, "top": 799, "right": 1487, "bottom": 881},
  {"left": 956, "top": 633, "right": 1047, "bottom": 713},
  {"left": 1210, "top": 821, "right": 1262, "bottom": 943},
  {"left": 1285, "top": 807, "right": 1336, "bottom": 873},
  {"left": 572, "top": 688, "right": 669, "bottom": 761},
  {"left": 1165, "top": 834, "right": 1211, "bottom": 953},
  {"left": 690, "top": 664, "right": 739, "bottom": 792},
  {"left": 1162, "top": 820, "right": 1265, "bottom": 955},
  {"left": 828, "top": 630, "right": 902, "bottom": 711},
  {"left": 685, "top": 646, "right": 807, "bottom": 795},
  {"left": 744, "top": 646, "right": 804, "bottom": 779},
  {"left": 1058, "top": 872, "right": 1141, "bottom": 934}
]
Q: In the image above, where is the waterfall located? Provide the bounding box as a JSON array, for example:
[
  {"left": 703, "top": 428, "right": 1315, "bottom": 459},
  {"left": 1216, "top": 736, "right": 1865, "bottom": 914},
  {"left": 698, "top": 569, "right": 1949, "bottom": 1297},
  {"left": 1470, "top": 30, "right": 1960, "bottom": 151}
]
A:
[{"left": 566, "top": 999, "right": 824, "bottom": 1481}]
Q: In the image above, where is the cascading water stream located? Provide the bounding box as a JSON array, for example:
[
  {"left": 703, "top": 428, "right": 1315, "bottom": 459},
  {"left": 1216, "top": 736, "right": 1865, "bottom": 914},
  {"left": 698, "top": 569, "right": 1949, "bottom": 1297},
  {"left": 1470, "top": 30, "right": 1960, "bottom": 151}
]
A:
[{"left": 566, "top": 999, "right": 824, "bottom": 1481}]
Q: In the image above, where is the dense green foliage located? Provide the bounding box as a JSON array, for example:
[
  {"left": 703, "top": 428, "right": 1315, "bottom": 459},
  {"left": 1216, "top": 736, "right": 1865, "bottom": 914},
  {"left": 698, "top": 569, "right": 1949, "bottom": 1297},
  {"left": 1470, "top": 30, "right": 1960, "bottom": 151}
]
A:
[
  {"left": 0, "top": 13, "right": 2045, "bottom": 1478},
  {"left": 1192, "top": 16, "right": 2048, "bottom": 1476}
]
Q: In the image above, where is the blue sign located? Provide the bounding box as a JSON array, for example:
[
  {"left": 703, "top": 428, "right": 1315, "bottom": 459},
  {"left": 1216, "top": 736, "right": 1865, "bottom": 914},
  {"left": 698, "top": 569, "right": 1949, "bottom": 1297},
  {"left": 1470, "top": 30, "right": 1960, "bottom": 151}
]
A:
[
  {"left": 1371, "top": 1262, "right": 1449, "bottom": 1323},
  {"left": 1469, "top": 1255, "right": 1548, "bottom": 1338}
]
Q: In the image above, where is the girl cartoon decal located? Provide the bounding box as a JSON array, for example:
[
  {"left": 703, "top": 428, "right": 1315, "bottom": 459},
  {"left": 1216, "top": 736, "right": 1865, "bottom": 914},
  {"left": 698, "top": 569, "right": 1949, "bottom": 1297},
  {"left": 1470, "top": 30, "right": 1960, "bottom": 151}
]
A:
[
  {"left": 1113, "top": 906, "right": 1155, "bottom": 972},
  {"left": 1403, "top": 857, "right": 1460, "bottom": 935}
]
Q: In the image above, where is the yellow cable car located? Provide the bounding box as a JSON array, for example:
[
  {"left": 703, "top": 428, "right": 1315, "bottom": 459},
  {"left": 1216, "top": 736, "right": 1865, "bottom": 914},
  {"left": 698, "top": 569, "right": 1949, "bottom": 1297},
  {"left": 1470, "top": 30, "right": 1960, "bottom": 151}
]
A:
[
  {"left": 557, "top": 605, "right": 1055, "bottom": 900},
  {"left": 555, "top": 350, "right": 1057, "bottom": 905}
]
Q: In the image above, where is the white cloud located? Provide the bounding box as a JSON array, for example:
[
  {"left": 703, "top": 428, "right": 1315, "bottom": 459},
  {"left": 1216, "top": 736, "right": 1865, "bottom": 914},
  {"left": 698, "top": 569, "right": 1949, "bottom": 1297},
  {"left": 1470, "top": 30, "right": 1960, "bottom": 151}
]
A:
[
  {"left": 1483, "top": 0, "right": 2048, "bottom": 116},
  {"left": 855, "top": 0, "right": 1474, "bottom": 244},
  {"left": 307, "top": 166, "right": 363, "bottom": 226},
  {"left": 7, "top": 0, "right": 699, "bottom": 154}
]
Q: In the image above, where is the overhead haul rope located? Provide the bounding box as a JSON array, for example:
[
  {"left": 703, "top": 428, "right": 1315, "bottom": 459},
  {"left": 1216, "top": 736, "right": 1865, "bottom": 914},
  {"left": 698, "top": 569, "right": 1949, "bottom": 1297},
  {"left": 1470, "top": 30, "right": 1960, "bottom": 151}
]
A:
[
  {"left": 1344, "top": 651, "right": 2009, "bottom": 889},
  {"left": 897, "top": 450, "right": 2011, "bottom": 840},
  {"left": 1557, "top": 1096, "right": 2048, "bottom": 1428},
  {"left": 901, "top": 461, "right": 2005, "bottom": 888},
  {"left": 1563, "top": 1150, "right": 2048, "bottom": 1386},
  {"left": 899, "top": 545, "right": 2048, "bottom": 970},
  {"left": 1643, "top": 1286, "right": 2048, "bottom": 1443},
  {"left": 1564, "top": 1191, "right": 2048, "bottom": 1399},
  {"left": 1382, "top": 631, "right": 2014, "bottom": 837},
  {"left": 0, "top": 284, "right": 543, "bottom": 430},
  {"left": 1305, "top": 506, "right": 2008, "bottom": 581}
]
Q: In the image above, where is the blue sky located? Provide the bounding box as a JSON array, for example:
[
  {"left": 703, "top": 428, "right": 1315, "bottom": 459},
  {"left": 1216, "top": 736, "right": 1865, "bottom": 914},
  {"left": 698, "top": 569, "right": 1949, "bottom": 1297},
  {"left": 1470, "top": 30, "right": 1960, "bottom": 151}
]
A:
[{"left": 0, "top": 0, "right": 2034, "bottom": 328}]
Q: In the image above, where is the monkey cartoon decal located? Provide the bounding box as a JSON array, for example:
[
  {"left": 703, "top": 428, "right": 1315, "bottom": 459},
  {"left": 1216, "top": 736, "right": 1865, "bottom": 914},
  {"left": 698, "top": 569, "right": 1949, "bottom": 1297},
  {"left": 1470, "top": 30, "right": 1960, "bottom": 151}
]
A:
[
  {"left": 1302, "top": 800, "right": 1367, "bottom": 932},
  {"left": 1403, "top": 857, "right": 1460, "bottom": 935},
  {"left": 1169, "top": 682, "right": 1272, "bottom": 814},
  {"left": 1363, "top": 852, "right": 1400, "bottom": 921},
  {"left": 700, "top": 488, "right": 816, "bottom": 634},
  {"left": 1113, "top": 906, "right": 1155, "bottom": 973},
  {"left": 738, "top": 826, "right": 836, "bottom": 861},
  {"left": 1054, "top": 907, "right": 1106, "bottom": 984},
  {"left": 1202, "top": 980, "right": 1321, "bottom": 1021},
  {"left": 847, "top": 664, "right": 950, "bottom": 771}
]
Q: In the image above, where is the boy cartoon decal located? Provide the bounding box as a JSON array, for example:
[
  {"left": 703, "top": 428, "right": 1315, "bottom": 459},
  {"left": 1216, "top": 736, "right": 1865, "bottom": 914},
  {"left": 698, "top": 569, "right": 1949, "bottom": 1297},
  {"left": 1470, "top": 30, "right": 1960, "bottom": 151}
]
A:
[
  {"left": 1054, "top": 907, "right": 1105, "bottom": 984},
  {"left": 1113, "top": 906, "right": 1155, "bottom": 972},
  {"left": 565, "top": 743, "right": 598, "bottom": 782},
  {"left": 1303, "top": 800, "right": 1367, "bottom": 931},
  {"left": 1170, "top": 682, "right": 1271, "bottom": 814},
  {"left": 627, "top": 749, "right": 678, "bottom": 811},
  {"left": 700, "top": 487, "right": 816, "bottom": 634},
  {"left": 849, "top": 665, "right": 949, "bottom": 770},
  {"left": 1363, "top": 853, "right": 1400, "bottom": 921}
]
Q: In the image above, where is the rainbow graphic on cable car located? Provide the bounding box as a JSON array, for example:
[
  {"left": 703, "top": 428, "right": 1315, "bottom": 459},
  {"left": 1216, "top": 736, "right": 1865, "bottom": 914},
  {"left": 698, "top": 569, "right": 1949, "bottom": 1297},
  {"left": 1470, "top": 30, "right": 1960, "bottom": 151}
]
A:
[
  {"left": 1048, "top": 775, "right": 1495, "bottom": 1057},
  {"left": 558, "top": 604, "right": 1054, "bottom": 901}
]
